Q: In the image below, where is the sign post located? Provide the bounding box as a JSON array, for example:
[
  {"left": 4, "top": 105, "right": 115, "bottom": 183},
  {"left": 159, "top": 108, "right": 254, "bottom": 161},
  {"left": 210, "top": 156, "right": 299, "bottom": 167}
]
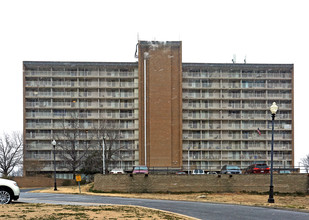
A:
[{"left": 76, "top": 174, "right": 82, "bottom": 193}]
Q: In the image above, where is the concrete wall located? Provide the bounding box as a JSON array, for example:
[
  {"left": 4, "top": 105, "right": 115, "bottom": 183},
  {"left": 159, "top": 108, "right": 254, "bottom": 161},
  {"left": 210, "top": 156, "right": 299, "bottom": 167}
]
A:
[
  {"left": 12, "top": 176, "right": 75, "bottom": 188},
  {"left": 94, "top": 174, "right": 309, "bottom": 194}
]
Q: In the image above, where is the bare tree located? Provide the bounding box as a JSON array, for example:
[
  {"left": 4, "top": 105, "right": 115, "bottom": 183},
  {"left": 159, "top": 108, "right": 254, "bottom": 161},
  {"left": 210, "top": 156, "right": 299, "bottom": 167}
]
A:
[
  {"left": 82, "top": 120, "right": 123, "bottom": 174},
  {"left": 23, "top": 160, "right": 45, "bottom": 176},
  {"left": 10, "top": 166, "right": 23, "bottom": 177},
  {"left": 54, "top": 113, "right": 92, "bottom": 179},
  {"left": 0, "top": 132, "right": 23, "bottom": 177},
  {"left": 301, "top": 154, "right": 309, "bottom": 173},
  {"left": 80, "top": 150, "right": 101, "bottom": 176},
  {"left": 100, "top": 126, "right": 121, "bottom": 174}
]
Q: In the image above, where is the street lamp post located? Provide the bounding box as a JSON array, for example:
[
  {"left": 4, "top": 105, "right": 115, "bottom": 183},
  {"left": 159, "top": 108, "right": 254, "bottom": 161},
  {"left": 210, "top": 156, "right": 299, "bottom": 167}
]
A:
[
  {"left": 268, "top": 102, "right": 278, "bottom": 203},
  {"left": 51, "top": 140, "right": 57, "bottom": 191},
  {"left": 102, "top": 137, "right": 106, "bottom": 174},
  {"left": 188, "top": 147, "right": 190, "bottom": 175},
  {"left": 119, "top": 150, "right": 123, "bottom": 169}
]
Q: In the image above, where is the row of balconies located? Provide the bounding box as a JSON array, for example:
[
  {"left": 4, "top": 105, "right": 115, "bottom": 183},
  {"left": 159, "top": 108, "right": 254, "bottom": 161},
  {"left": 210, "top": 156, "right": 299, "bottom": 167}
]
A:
[
  {"left": 182, "top": 133, "right": 292, "bottom": 140},
  {"left": 26, "top": 112, "right": 139, "bottom": 119},
  {"left": 183, "top": 82, "right": 220, "bottom": 88},
  {"left": 182, "top": 136, "right": 292, "bottom": 141},
  {"left": 27, "top": 90, "right": 292, "bottom": 99},
  {"left": 26, "top": 81, "right": 138, "bottom": 88},
  {"left": 25, "top": 69, "right": 291, "bottom": 79},
  {"left": 26, "top": 91, "right": 138, "bottom": 99},
  {"left": 25, "top": 110, "right": 291, "bottom": 122},
  {"left": 25, "top": 153, "right": 136, "bottom": 161},
  {"left": 182, "top": 146, "right": 292, "bottom": 151},
  {"left": 25, "top": 70, "right": 138, "bottom": 78},
  {"left": 182, "top": 124, "right": 291, "bottom": 130},
  {"left": 26, "top": 119, "right": 290, "bottom": 130},
  {"left": 182, "top": 112, "right": 292, "bottom": 120},
  {"left": 26, "top": 101, "right": 138, "bottom": 109},
  {"left": 26, "top": 149, "right": 291, "bottom": 161},
  {"left": 26, "top": 80, "right": 291, "bottom": 90},
  {"left": 25, "top": 122, "right": 290, "bottom": 131},
  {"left": 182, "top": 102, "right": 292, "bottom": 110},
  {"left": 25, "top": 133, "right": 139, "bottom": 140},
  {"left": 240, "top": 103, "right": 291, "bottom": 109},
  {"left": 25, "top": 153, "right": 290, "bottom": 164},
  {"left": 183, "top": 92, "right": 292, "bottom": 100},
  {"left": 184, "top": 151, "right": 291, "bottom": 159},
  {"left": 25, "top": 141, "right": 290, "bottom": 152},
  {"left": 26, "top": 91, "right": 291, "bottom": 101},
  {"left": 182, "top": 82, "right": 292, "bottom": 89},
  {"left": 184, "top": 156, "right": 292, "bottom": 161},
  {"left": 182, "top": 71, "right": 291, "bottom": 79},
  {"left": 26, "top": 122, "right": 138, "bottom": 130},
  {"left": 183, "top": 139, "right": 291, "bottom": 145},
  {"left": 25, "top": 100, "right": 292, "bottom": 111},
  {"left": 26, "top": 142, "right": 137, "bottom": 150},
  {"left": 184, "top": 130, "right": 292, "bottom": 136}
]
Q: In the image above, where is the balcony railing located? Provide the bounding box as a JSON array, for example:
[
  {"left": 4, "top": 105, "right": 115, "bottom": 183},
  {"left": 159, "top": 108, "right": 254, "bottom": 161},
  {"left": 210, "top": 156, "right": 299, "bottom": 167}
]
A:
[
  {"left": 25, "top": 153, "right": 52, "bottom": 160},
  {"left": 99, "top": 71, "right": 137, "bottom": 78},
  {"left": 182, "top": 82, "right": 220, "bottom": 89},
  {"left": 100, "top": 92, "right": 137, "bottom": 98},
  {"left": 26, "top": 112, "right": 52, "bottom": 118},
  {"left": 26, "top": 102, "right": 52, "bottom": 108},
  {"left": 26, "top": 81, "right": 52, "bottom": 87},
  {"left": 99, "top": 82, "right": 138, "bottom": 88},
  {"left": 100, "top": 113, "right": 138, "bottom": 119}
]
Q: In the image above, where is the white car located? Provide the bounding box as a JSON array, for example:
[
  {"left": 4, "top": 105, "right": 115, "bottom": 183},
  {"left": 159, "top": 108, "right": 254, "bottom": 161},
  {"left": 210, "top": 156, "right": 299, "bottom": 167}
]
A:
[
  {"left": 0, "top": 178, "right": 20, "bottom": 204},
  {"left": 110, "top": 168, "right": 125, "bottom": 174},
  {"left": 192, "top": 169, "right": 205, "bottom": 174}
]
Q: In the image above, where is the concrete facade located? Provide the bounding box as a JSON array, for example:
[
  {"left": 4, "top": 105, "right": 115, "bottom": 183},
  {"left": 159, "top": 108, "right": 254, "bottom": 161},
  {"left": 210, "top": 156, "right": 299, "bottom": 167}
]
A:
[{"left": 23, "top": 41, "right": 294, "bottom": 176}]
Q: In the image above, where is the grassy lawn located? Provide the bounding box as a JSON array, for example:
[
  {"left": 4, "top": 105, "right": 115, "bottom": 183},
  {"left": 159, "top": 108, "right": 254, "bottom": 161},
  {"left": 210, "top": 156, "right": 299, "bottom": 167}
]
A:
[
  {"left": 0, "top": 203, "right": 192, "bottom": 220},
  {"left": 9, "top": 184, "right": 307, "bottom": 219},
  {"left": 33, "top": 184, "right": 309, "bottom": 212}
]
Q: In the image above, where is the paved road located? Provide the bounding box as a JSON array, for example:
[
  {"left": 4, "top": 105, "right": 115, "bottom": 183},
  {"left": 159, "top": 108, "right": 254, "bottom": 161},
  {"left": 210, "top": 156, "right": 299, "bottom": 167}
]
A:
[{"left": 19, "top": 191, "right": 309, "bottom": 220}]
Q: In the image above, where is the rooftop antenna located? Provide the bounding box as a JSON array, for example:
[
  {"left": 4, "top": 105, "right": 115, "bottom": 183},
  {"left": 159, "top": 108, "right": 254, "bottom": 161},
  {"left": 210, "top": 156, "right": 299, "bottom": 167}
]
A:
[
  {"left": 232, "top": 54, "right": 236, "bottom": 63},
  {"left": 135, "top": 32, "right": 139, "bottom": 59},
  {"left": 244, "top": 55, "right": 247, "bottom": 64},
  {"left": 134, "top": 43, "right": 139, "bottom": 59}
]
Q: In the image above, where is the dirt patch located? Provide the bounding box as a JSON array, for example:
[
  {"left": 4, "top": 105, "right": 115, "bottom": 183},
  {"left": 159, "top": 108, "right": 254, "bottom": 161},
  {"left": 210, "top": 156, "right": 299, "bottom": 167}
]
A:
[
  {"left": 0, "top": 203, "right": 193, "bottom": 220},
  {"left": 33, "top": 184, "right": 309, "bottom": 212}
]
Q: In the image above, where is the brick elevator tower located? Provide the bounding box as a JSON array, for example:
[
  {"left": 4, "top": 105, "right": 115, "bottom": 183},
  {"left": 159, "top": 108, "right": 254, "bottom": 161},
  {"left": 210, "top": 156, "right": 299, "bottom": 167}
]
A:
[{"left": 138, "top": 41, "right": 183, "bottom": 168}]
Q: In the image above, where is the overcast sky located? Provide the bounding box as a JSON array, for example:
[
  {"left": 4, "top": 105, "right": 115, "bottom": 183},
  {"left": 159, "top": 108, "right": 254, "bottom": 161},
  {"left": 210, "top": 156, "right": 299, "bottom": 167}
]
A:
[{"left": 0, "top": 0, "right": 308, "bottom": 165}]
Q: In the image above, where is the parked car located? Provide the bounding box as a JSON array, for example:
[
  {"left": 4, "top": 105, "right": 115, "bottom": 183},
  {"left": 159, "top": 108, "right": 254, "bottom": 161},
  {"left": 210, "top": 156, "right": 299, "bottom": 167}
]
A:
[
  {"left": 206, "top": 171, "right": 217, "bottom": 175},
  {"left": 0, "top": 178, "right": 20, "bottom": 204},
  {"left": 175, "top": 171, "right": 187, "bottom": 175},
  {"left": 278, "top": 170, "right": 291, "bottom": 174},
  {"left": 245, "top": 163, "right": 270, "bottom": 174},
  {"left": 192, "top": 169, "right": 205, "bottom": 174},
  {"left": 110, "top": 168, "right": 125, "bottom": 174},
  {"left": 221, "top": 165, "right": 242, "bottom": 174},
  {"left": 132, "top": 165, "right": 149, "bottom": 174}
]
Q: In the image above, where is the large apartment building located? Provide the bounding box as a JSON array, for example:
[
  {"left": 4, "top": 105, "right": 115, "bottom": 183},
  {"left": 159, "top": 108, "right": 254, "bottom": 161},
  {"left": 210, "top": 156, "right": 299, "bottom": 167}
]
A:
[{"left": 23, "top": 41, "right": 293, "bottom": 177}]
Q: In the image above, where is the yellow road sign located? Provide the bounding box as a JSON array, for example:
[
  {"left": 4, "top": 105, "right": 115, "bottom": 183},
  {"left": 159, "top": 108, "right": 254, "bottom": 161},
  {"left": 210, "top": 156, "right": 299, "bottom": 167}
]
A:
[{"left": 76, "top": 174, "right": 81, "bottom": 182}]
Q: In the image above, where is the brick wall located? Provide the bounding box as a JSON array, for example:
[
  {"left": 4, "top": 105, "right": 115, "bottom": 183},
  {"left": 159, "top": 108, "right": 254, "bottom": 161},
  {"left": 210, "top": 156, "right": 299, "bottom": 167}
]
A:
[
  {"left": 138, "top": 41, "right": 183, "bottom": 167},
  {"left": 12, "top": 176, "right": 75, "bottom": 188},
  {"left": 94, "top": 174, "right": 309, "bottom": 194}
]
